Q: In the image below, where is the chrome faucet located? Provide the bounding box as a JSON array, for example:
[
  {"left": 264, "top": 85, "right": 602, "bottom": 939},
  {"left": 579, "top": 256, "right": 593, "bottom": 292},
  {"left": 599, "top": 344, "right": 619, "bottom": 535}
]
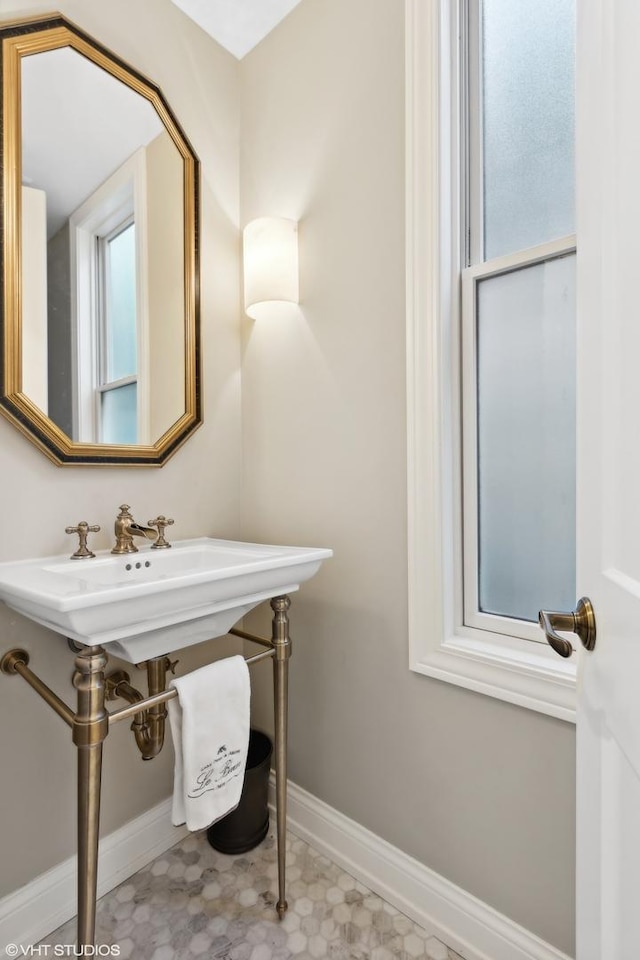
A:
[{"left": 111, "top": 505, "right": 158, "bottom": 555}]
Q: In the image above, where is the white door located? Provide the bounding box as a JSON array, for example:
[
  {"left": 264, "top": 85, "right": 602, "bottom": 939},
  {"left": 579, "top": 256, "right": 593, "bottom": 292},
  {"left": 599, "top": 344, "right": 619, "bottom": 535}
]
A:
[{"left": 569, "top": 2, "right": 640, "bottom": 957}]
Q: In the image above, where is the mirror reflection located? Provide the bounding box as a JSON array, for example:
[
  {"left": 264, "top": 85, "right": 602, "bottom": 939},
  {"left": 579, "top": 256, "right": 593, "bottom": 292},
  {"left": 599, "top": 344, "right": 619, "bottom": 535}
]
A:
[
  {"left": 21, "top": 45, "right": 186, "bottom": 446},
  {"left": 0, "top": 14, "right": 200, "bottom": 465}
]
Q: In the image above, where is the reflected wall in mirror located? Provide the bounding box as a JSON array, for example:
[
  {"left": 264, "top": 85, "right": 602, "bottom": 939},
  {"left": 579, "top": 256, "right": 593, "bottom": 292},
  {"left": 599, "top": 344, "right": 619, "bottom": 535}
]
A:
[{"left": 0, "top": 14, "right": 201, "bottom": 465}]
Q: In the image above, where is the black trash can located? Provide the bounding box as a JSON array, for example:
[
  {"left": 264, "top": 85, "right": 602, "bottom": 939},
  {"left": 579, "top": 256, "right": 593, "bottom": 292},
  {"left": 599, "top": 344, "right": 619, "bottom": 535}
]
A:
[{"left": 207, "top": 729, "right": 272, "bottom": 854}]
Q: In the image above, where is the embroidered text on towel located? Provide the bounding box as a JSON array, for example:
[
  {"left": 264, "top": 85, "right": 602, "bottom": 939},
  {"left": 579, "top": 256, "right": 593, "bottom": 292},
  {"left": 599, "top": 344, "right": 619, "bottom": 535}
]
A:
[{"left": 189, "top": 745, "right": 243, "bottom": 799}]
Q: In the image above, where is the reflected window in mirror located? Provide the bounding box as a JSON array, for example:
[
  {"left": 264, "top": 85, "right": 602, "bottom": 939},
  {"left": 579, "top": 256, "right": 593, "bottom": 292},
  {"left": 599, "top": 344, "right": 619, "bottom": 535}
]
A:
[
  {"left": 64, "top": 147, "right": 151, "bottom": 445},
  {"left": 99, "top": 219, "right": 138, "bottom": 445}
]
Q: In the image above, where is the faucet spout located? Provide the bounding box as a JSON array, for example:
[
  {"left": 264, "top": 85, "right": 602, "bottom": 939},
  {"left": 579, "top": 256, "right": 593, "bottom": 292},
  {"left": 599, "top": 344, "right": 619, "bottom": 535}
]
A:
[
  {"left": 111, "top": 505, "right": 157, "bottom": 554},
  {"left": 129, "top": 522, "right": 157, "bottom": 541}
]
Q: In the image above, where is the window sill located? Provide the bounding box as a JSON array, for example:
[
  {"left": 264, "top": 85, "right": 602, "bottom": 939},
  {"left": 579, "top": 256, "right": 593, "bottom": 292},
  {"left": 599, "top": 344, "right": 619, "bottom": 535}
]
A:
[{"left": 410, "top": 630, "right": 576, "bottom": 722}]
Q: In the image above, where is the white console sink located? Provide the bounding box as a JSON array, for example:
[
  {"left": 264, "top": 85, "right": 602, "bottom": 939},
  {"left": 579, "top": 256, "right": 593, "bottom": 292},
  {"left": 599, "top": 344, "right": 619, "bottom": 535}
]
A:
[{"left": 0, "top": 538, "right": 332, "bottom": 662}]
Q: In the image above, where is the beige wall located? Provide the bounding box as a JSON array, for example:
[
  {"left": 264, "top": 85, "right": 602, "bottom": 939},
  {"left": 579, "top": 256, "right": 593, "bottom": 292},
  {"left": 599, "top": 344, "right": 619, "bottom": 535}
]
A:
[
  {"left": 21, "top": 186, "right": 48, "bottom": 413},
  {"left": 240, "top": 0, "right": 576, "bottom": 954},
  {"left": 0, "top": 0, "right": 242, "bottom": 898}
]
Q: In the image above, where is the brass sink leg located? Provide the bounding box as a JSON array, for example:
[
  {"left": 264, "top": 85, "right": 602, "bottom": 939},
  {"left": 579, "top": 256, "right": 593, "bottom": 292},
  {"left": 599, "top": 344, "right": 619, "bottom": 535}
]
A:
[
  {"left": 271, "top": 595, "right": 291, "bottom": 919},
  {"left": 72, "top": 645, "right": 109, "bottom": 950}
]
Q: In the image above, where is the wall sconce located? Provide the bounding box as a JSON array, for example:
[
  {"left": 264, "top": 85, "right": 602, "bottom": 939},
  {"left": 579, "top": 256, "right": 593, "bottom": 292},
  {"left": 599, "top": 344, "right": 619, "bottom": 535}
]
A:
[{"left": 243, "top": 217, "right": 299, "bottom": 320}]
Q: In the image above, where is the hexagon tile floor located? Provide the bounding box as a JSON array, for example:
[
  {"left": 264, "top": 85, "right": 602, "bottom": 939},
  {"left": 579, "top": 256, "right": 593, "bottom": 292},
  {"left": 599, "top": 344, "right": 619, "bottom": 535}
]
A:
[{"left": 45, "top": 828, "right": 466, "bottom": 960}]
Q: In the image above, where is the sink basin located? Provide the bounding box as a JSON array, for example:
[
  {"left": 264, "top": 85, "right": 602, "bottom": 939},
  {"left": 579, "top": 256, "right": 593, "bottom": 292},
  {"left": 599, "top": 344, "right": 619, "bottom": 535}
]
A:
[{"left": 0, "top": 538, "right": 332, "bottom": 662}]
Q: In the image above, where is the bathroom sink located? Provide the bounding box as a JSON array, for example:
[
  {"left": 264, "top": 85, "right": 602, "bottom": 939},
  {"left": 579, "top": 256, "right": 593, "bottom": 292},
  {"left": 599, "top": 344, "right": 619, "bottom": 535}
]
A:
[{"left": 0, "top": 538, "right": 332, "bottom": 662}]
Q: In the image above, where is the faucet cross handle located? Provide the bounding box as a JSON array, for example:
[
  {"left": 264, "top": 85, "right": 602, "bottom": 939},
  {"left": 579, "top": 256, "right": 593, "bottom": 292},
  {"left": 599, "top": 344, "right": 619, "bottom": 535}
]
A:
[
  {"left": 148, "top": 515, "right": 174, "bottom": 549},
  {"left": 65, "top": 521, "right": 101, "bottom": 559},
  {"left": 165, "top": 657, "right": 179, "bottom": 675}
]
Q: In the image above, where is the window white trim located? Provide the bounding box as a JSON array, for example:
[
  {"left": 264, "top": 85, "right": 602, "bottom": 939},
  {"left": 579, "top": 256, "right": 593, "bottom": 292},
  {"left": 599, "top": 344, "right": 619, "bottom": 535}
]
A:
[
  {"left": 405, "top": 0, "right": 577, "bottom": 722},
  {"left": 69, "top": 148, "right": 150, "bottom": 445}
]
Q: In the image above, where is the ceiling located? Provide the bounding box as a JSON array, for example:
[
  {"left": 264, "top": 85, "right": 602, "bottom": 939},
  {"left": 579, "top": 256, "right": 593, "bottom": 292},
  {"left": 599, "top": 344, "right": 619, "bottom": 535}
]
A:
[
  {"left": 22, "top": 47, "right": 163, "bottom": 237},
  {"left": 169, "top": 0, "right": 304, "bottom": 59}
]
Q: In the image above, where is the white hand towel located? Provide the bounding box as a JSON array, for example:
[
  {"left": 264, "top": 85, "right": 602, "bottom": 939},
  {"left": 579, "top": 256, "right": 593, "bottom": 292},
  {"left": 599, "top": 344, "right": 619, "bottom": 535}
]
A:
[{"left": 168, "top": 655, "right": 250, "bottom": 832}]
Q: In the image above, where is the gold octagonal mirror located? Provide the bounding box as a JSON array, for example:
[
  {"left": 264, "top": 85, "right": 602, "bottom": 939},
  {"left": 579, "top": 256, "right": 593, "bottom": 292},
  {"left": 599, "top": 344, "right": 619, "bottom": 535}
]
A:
[{"left": 0, "top": 14, "right": 201, "bottom": 465}]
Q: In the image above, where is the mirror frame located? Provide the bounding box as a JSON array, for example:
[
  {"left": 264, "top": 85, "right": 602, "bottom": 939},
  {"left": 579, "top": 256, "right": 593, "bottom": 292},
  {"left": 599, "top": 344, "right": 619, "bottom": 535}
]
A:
[{"left": 0, "top": 13, "right": 201, "bottom": 466}]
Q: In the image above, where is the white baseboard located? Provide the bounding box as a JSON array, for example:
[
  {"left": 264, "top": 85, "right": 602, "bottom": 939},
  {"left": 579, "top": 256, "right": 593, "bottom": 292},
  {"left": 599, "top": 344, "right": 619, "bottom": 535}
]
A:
[
  {"left": 272, "top": 776, "right": 573, "bottom": 960},
  {"left": 0, "top": 780, "right": 572, "bottom": 960},
  {"left": 0, "top": 798, "right": 187, "bottom": 949}
]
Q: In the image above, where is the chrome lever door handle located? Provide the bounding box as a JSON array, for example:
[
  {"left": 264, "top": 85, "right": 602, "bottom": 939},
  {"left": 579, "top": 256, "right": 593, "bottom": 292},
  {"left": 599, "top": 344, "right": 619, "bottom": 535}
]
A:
[{"left": 538, "top": 597, "right": 596, "bottom": 658}]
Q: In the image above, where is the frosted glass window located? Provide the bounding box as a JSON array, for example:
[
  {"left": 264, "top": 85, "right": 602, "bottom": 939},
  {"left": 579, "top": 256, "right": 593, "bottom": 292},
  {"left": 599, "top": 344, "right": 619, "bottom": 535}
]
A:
[
  {"left": 105, "top": 222, "right": 137, "bottom": 381},
  {"left": 482, "top": 0, "right": 575, "bottom": 260},
  {"left": 101, "top": 382, "right": 137, "bottom": 445},
  {"left": 477, "top": 253, "right": 575, "bottom": 621}
]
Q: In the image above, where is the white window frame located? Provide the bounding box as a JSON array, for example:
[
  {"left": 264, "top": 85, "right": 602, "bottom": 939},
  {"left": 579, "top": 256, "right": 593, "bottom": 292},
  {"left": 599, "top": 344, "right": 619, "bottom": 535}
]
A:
[
  {"left": 69, "top": 148, "right": 150, "bottom": 445},
  {"left": 405, "top": 0, "right": 577, "bottom": 721},
  {"left": 95, "top": 217, "right": 138, "bottom": 442},
  {"left": 462, "top": 236, "right": 576, "bottom": 644}
]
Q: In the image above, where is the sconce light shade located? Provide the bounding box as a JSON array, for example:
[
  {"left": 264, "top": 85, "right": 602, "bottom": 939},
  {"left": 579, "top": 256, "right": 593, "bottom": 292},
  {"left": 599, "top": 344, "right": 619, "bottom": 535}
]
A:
[{"left": 243, "top": 217, "right": 299, "bottom": 319}]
